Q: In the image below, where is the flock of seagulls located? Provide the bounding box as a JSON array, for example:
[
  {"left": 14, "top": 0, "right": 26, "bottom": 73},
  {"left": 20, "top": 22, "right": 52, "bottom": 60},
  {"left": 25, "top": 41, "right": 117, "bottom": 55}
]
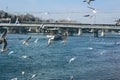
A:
[
  {"left": 0, "top": 28, "right": 68, "bottom": 52},
  {"left": 0, "top": 28, "right": 73, "bottom": 80},
  {"left": 0, "top": 1, "right": 97, "bottom": 80}
]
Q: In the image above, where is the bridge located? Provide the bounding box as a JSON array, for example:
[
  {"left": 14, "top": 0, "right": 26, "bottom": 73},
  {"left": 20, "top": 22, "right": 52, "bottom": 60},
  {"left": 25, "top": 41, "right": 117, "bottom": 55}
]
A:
[
  {"left": 0, "top": 22, "right": 120, "bottom": 37},
  {"left": 0, "top": 22, "right": 120, "bottom": 29}
]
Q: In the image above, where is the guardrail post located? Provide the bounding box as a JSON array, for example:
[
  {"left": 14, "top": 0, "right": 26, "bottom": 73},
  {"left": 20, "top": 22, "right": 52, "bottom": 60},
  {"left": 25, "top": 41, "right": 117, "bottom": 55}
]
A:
[{"left": 93, "top": 29, "right": 98, "bottom": 37}]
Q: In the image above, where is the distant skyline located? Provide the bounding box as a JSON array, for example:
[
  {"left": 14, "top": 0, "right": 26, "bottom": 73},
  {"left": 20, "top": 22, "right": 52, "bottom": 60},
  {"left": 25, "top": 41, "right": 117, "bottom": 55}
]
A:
[{"left": 0, "top": 0, "right": 120, "bottom": 24}]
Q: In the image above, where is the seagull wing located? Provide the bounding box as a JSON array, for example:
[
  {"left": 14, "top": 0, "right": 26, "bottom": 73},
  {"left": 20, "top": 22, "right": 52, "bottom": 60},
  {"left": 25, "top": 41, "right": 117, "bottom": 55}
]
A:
[
  {"left": 47, "top": 38, "right": 53, "bottom": 47},
  {"left": 88, "top": 0, "right": 95, "bottom": 4},
  {"left": 90, "top": 0, "right": 95, "bottom": 1},
  {"left": 24, "top": 36, "right": 32, "bottom": 43},
  {"left": 87, "top": 6, "right": 95, "bottom": 10},
  {"left": 83, "top": 0, "right": 86, "bottom": 2},
  {"left": 2, "top": 38, "right": 7, "bottom": 51},
  {"left": 84, "top": 14, "right": 90, "bottom": 17}
]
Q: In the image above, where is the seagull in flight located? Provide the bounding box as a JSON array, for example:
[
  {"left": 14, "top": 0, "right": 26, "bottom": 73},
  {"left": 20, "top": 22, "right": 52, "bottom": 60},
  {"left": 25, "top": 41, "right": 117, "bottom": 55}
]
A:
[
  {"left": 69, "top": 57, "right": 76, "bottom": 64},
  {"left": 0, "top": 29, "right": 8, "bottom": 52},
  {"left": 31, "top": 74, "right": 37, "bottom": 79},
  {"left": 47, "top": 36, "right": 55, "bottom": 47},
  {"left": 8, "top": 51, "right": 14, "bottom": 55},
  {"left": 22, "top": 36, "right": 32, "bottom": 45},
  {"left": 62, "top": 32, "right": 68, "bottom": 44}
]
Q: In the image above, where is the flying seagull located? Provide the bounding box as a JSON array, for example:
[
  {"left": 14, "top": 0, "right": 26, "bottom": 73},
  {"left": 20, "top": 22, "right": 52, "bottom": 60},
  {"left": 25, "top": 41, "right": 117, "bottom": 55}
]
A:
[
  {"left": 22, "top": 36, "right": 32, "bottom": 45},
  {"left": 47, "top": 36, "right": 55, "bottom": 47},
  {"left": 69, "top": 57, "right": 76, "bottom": 64},
  {"left": 0, "top": 29, "right": 8, "bottom": 52}
]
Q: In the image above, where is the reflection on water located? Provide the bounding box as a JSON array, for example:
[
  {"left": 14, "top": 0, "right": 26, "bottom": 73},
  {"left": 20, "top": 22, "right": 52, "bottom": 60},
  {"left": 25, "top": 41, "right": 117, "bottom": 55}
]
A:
[{"left": 0, "top": 33, "right": 120, "bottom": 80}]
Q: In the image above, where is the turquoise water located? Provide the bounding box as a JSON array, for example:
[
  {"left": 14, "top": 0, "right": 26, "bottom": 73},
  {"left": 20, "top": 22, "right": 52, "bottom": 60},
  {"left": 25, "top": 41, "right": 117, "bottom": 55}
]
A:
[{"left": 0, "top": 33, "right": 120, "bottom": 80}]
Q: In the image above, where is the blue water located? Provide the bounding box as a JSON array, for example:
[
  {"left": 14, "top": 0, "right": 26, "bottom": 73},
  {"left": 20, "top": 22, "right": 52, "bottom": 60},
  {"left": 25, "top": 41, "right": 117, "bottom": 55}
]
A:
[{"left": 0, "top": 33, "right": 120, "bottom": 80}]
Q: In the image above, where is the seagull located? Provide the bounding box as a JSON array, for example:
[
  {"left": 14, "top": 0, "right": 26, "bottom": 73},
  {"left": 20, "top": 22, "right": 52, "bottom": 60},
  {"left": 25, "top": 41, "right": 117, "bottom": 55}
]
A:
[
  {"left": 11, "top": 77, "right": 17, "bottom": 80},
  {"left": 31, "top": 74, "right": 37, "bottom": 79},
  {"left": 47, "top": 31, "right": 68, "bottom": 47},
  {"left": 1, "top": 38, "right": 7, "bottom": 52},
  {"left": 0, "top": 29, "right": 8, "bottom": 52},
  {"left": 22, "top": 36, "right": 32, "bottom": 45},
  {"left": 34, "top": 38, "right": 39, "bottom": 43},
  {"left": 8, "top": 51, "right": 14, "bottom": 55},
  {"left": 69, "top": 57, "right": 76, "bottom": 64},
  {"left": 87, "top": 6, "right": 97, "bottom": 14},
  {"left": 47, "top": 37, "right": 54, "bottom": 47},
  {"left": 83, "top": 0, "right": 95, "bottom": 5}
]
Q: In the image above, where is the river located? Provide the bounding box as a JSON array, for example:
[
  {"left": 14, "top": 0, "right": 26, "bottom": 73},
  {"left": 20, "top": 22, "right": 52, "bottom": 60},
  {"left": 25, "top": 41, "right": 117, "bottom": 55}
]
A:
[{"left": 0, "top": 33, "right": 120, "bottom": 80}]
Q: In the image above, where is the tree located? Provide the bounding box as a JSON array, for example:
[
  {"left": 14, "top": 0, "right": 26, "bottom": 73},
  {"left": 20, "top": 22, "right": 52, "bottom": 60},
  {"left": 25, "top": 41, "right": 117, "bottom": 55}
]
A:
[{"left": 4, "top": 13, "right": 8, "bottom": 18}]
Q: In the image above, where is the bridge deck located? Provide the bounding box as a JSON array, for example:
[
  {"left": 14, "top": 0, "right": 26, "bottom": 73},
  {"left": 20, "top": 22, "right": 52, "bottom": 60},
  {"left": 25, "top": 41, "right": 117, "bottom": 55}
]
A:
[{"left": 0, "top": 23, "right": 120, "bottom": 30}]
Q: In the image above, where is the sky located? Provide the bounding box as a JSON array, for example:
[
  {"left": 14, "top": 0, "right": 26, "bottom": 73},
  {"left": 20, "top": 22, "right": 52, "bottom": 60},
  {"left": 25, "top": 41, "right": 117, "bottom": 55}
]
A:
[{"left": 0, "top": 0, "right": 120, "bottom": 24}]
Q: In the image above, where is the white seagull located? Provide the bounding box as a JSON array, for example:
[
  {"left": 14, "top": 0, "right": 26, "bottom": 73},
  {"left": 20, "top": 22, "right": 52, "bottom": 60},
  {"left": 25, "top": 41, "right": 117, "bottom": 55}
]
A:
[
  {"left": 0, "top": 29, "right": 8, "bottom": 52},
  {"left": 8, "top": 51, "right": 14, "bottom": 55},
  {"left": 69, "top": 57, "right": 76, "bottom": 64},
  {"left": 31, "top": 74, "right": 37, "bottom": 79},
  {"left": 22, "top": 36, "right": 32, "bottom": 45},
  {"left": 34, "top": 38, "right": 39, "bottom": 43}
]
